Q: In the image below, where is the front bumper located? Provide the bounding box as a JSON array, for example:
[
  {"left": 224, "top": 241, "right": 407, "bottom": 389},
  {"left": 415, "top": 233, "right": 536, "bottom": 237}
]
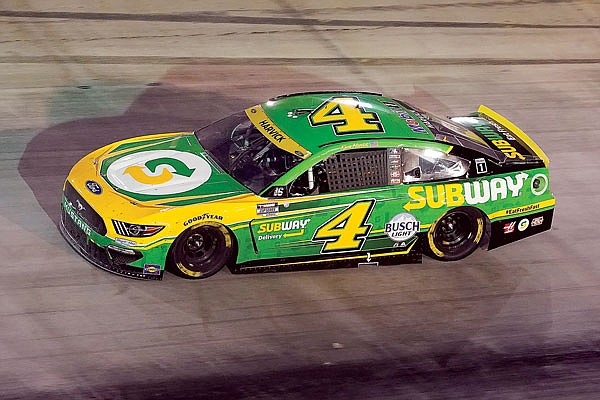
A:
[{"left": 60, "top": 183, "right": 164, "bottom": 280}]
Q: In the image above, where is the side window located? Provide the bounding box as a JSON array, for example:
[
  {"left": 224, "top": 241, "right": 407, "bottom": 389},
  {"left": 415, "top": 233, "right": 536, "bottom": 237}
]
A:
[
  {"left": 401, "top": 148, "right": 469, "bottom": 183},
  {"left": 288, "top": 149, "right": 388, "bottom": 196},
  {"left": 288, "top": 162, "right": 329, "bottom": 196}
]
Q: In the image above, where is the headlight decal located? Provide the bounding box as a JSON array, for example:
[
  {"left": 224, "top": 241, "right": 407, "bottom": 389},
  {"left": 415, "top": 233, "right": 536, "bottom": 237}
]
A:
[{"left": 112, "top": 220, "right": 164, "bottom": 237}]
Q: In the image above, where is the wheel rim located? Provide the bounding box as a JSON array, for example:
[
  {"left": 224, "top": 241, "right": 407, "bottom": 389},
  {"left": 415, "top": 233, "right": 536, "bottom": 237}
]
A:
[
  {"left": 184, "top": 232, "right": 218, "bottom": 264},
  {"left": 173, "top": 224, "right": 232, "bottom": 278},
  {"left": 436, "top": 211, "right": 470, "bottom": 247}
]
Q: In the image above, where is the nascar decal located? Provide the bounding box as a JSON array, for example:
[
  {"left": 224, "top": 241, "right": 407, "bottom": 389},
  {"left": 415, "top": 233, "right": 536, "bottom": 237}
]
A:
[
  {"left": 105, "top": 150, "right": 212, "bottom": 195},
  {"left": 404, "top": 172, "right": 530, "bottom": 211}
]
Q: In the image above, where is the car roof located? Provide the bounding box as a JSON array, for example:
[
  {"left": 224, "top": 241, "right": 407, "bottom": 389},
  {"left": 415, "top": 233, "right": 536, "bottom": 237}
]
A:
[{"left": 259, "top": 92, "right": 437, "bottom": 154}]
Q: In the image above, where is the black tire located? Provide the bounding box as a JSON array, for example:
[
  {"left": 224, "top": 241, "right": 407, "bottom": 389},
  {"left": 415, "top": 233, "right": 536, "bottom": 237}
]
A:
[
  {"left": 170, "top": 222, "right": 234, "bottom": 279},
  {"left": 425, "top": 207, "right": 485, "bottom": 261}
]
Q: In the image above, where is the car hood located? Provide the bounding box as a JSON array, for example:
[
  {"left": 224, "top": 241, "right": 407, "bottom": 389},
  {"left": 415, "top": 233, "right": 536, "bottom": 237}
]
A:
[{"left": 97, "top": 132, "right": 251, "bottom": 206}]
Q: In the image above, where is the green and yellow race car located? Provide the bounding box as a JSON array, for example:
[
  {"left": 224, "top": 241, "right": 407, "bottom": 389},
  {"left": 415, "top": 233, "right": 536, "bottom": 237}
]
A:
[{"left": 60, "top": 91, "right": 555, "bottom": 280}]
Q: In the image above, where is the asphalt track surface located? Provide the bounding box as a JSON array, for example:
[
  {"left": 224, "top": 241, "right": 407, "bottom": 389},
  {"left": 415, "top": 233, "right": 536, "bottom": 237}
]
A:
[{"left": 1, "top": 1, "right": 599, "bottom": 399}]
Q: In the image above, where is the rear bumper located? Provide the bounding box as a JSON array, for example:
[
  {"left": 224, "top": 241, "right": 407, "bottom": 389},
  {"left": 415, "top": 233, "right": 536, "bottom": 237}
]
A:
[{"left": 488, "top": 208, "right": 554, "bottom": 250}]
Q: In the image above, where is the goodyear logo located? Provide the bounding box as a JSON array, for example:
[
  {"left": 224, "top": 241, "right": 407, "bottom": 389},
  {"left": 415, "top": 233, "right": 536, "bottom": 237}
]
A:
[
  {"left": 105, "top": 150, "right": 212, "bottom": 195},
  {"left": 404, "top": 172, "right": 529, "bottom": 211},
  {"left": 183, "top": 213, "right": 224, "bottom": 227}
]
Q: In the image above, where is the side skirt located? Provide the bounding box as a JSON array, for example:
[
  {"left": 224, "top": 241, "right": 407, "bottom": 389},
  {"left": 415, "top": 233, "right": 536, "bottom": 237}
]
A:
[{"left": 230, "top": 241, "right": 422, "bottom": 274}]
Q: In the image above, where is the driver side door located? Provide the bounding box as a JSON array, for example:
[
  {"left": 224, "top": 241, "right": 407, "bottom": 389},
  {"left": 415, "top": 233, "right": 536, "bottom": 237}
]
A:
[{"left": 249, "top": 148, "right": 401, "bottom": 262}]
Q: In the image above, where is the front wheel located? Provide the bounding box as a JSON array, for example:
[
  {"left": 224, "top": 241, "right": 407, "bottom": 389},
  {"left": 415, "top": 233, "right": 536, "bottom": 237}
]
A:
[
  {"left": 425, "top": 207, "right": 485, "bottom": 261},
  {"left": 169, "top": 222, "right": 234, "bottom": 279}
]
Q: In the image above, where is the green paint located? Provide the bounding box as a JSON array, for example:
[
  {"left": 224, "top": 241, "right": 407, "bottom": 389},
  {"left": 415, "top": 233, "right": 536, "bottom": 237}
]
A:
[{"left": 146, "top": 157, "right": 195, "bottom": 177}]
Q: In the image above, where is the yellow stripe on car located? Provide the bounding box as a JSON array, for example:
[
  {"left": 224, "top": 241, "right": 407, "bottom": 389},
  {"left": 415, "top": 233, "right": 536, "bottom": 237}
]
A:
[{"left": 478, "top": 105, "right": 550, "bottom": 167}]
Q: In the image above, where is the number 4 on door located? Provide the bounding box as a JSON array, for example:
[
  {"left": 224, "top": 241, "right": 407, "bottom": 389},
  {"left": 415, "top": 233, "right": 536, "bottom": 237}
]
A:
[{"left": 312, "top": 200, "right": 376, "bottom": 253}]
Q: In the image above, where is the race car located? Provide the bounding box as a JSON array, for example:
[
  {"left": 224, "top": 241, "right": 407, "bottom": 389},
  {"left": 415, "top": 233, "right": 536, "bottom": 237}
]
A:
[{"left": 60, "top": 91, "right": 555, "bottom": 280}]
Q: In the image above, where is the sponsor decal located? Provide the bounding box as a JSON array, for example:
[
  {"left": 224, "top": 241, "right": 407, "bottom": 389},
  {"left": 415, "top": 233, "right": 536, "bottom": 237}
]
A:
[
  {"left": 503, "top": 221, "right": 516, "bottom": 234},
  {"left": 385, "top": 213, "right": 420, "bottom": 244},
  {"left": 105, "top": 150, "right": 212, "bottom": 195},
  {"left": 470, "top": 121, "right": 525, "bottom": 160},
  {"left": 518, "top": 218, "right": 529, "bottom": 232},
  {"left": 64, "top": 200, "right": 92, "bottom": 236},
  {"left": 257, "top": 202, "right": 279, "bottom": 217},
  {"left": 474, "top": 158, "right": 488, "bottom": 174},
  {"left": 340, "top": 142, "right": 378, "bottom": 151},
  {"left": 382, "top": 101, "right": 429, "bottom": 134},
  {"left": 183, "top": 213, "right": 224, "bottom": 227},
  {"left": 257, "top": 218, "right": 310, "bottom": 240},
  {"left": 85, "top": 180, "right": 102, "bottom": 195},
  {"left": 257, "top": 233, "right": 282, "bottom": 241},
  {"left": 115, "top": 237, "right": 137, "bottom": 247},
  {"left": 531, "top": 216, "right": 544, "bottom": 227},
  {"left": 143, "top": 264, "right": 162, "bottom": 275},
  {"left": 531, "top": 173, "right": 548, "bottom": 196},
  {"left": 505, "top": 203, "right": 540, "bottom": 216},
  {"left": 404, "top": 172, "right": 528, "bottom": 211}
]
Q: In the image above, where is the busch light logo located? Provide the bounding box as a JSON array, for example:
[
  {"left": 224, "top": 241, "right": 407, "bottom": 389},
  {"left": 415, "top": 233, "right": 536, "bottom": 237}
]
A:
[
  {"left": 385, "top": 213, "right": 420, "bottom": 242},
  {"left": 85, "top": 180, "right": 102, "bottom": 195}
]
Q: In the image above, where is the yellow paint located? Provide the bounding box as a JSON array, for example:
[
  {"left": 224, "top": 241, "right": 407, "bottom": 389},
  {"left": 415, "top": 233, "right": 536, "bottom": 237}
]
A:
[
  {"left": 478, "top": 105, "right": 549, "bottom": 166},
  {"left": 475, "top": 218, "right": 484, "bottom": 243},
  {"left": 283, "top": 229, "right": 304, "bottom": 238},
  {"left": 404, "top": 186, "right": 426, "bottom": 211},
  {"left": 309, "top": 97, "right": 382, "bottom": 134},
  {"left": 446, "top": 184, "right": 464, "bottom": 207},
  {"left": 313, "top": 200, "right": 374, "bottom": 252},
  {"left": 487, "top": 199, "right": 555, "bottom": 220},
  {"left": 124, "top": 165, "right": 173, "bottom": 185},
  {"left": 245, "top": 105, "right": 311, "bottom": 159},
  {"left": 425, "top": 185, "right": 446, "bottom": 208}
]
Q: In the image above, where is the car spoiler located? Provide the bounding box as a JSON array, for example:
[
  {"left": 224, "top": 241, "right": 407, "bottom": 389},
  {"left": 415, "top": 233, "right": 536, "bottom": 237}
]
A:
[{"left": 478, "top": 105, "right": 549, "bottom": 167}]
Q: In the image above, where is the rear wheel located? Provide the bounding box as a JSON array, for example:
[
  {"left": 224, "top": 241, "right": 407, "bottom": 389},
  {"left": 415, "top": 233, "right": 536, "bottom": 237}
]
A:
[
  {"left": 170, "top": 222, "right": 234, "bottom": 279},
  {"left": 425, "top": 207, "right": 484, "bottom": 261}
]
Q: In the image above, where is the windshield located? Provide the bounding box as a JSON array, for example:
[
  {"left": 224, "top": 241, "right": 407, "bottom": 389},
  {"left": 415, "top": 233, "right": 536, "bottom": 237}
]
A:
[{"left": 195, "top": 111, "right": 302, "bottom": 193}]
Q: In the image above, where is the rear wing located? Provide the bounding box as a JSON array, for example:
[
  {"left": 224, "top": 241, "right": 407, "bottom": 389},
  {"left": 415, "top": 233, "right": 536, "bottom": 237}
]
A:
[{"left": 477, "top": 105, "right": 549, "bottom": 167}]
